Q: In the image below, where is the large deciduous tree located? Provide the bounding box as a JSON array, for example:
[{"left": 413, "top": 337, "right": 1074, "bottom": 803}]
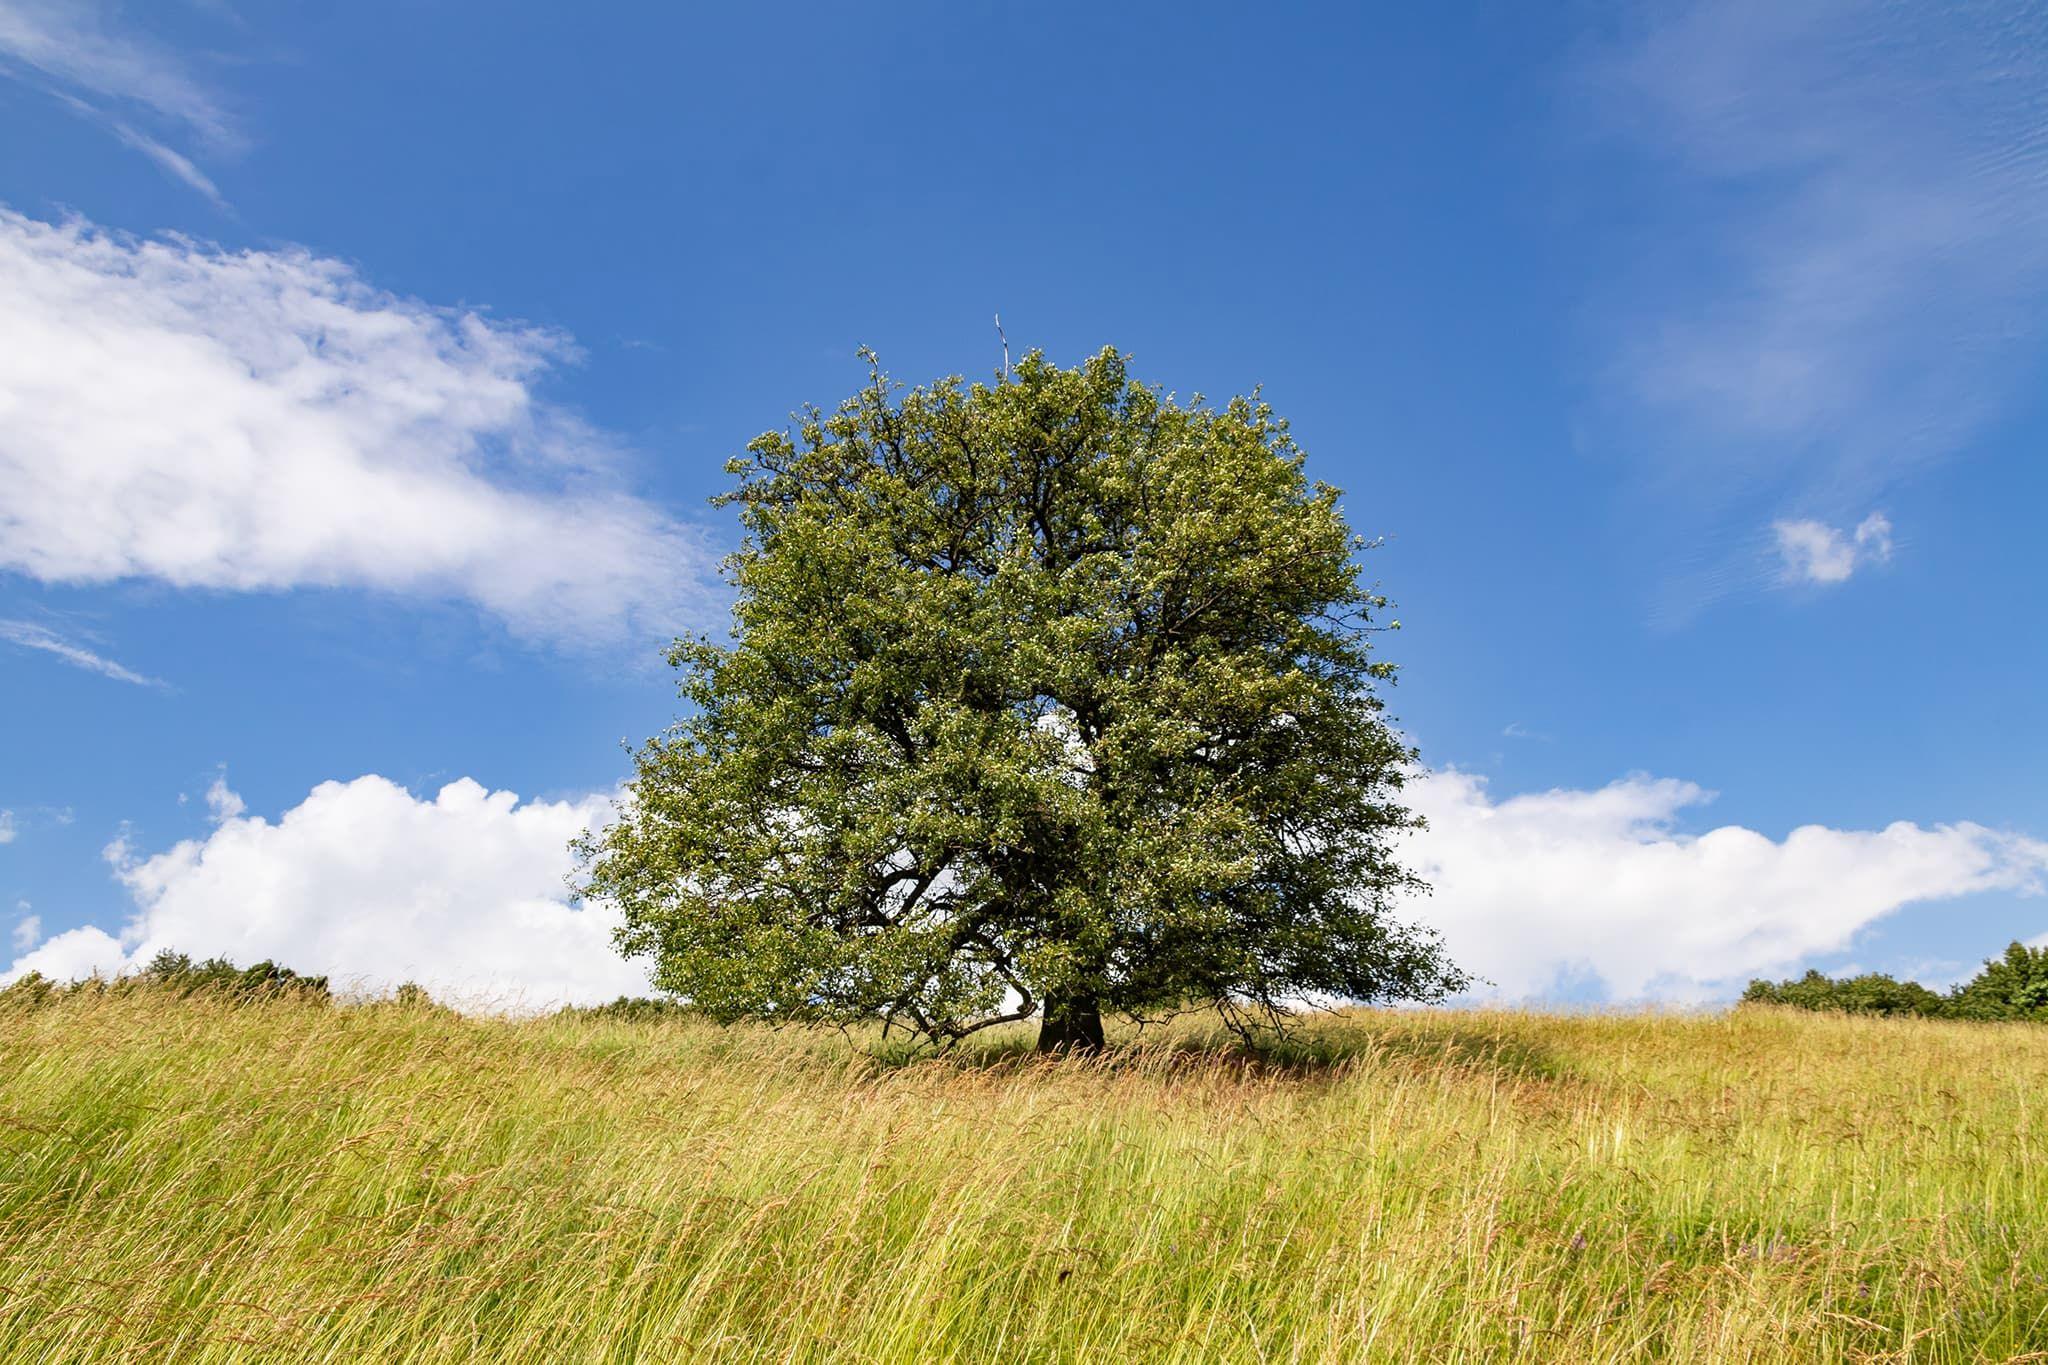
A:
[{"left": 577, "top": 348, "right": 1463, "bottom": 1051}]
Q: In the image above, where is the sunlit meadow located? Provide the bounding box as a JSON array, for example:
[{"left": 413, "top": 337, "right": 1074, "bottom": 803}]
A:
[{"left": 3, "top": 993, "right": 2045, "bottom": 1362}]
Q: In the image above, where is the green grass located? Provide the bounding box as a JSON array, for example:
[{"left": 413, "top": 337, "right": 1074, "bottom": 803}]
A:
[{"left": 3, "top": 993, "right": 2047, "bottom": 1362}]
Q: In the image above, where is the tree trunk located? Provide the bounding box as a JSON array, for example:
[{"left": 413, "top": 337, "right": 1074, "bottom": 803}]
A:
[{"left": 1036, "top": 992, "right": 1105, "bottom": 1054}]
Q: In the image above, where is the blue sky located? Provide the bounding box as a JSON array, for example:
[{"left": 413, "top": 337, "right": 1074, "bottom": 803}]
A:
[{"left": 3, "top": 1, "right": 2046, "bottom": 1004}]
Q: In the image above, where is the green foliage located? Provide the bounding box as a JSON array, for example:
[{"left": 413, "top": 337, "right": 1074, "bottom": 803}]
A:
[
  {"left": 579, "top": 348, "right": 1464, "bottom": 1049},
  {"left": 1743, "top": 941, "right": 2048, "bottom": 1022},
  {"left": 0, "top": 970, "right": 56, "bottom": 1012},
  {"left": 1949, "top": 940, "right": 2048, "bottom": 1021},
  {"left": 1740, "top": 970, "right": 1949, "bottom": 1018},
  {"left": 555, "top": 995, "right": 698, "bottom": 1022},
  {"left": 0, "top": 951, "right": 330, "bottom": 1009},
  {"left": 392, "top": 981, "right": 434, "bottom": 1008},
  {"left": 139, "top": 950, "right": 331, "bottom": 1002}
]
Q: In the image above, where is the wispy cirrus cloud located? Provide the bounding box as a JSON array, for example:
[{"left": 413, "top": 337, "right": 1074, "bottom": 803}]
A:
[
  {"left": 45, "top": 89, "right": 230, "bottom": 208},
  {"left": 0, "top": 0, "right": 240, "bottom": 203},
  {"left": 0, "top": 0, "right": 237, "bottom": 146},
  {"left": 1581, "top": 0, "right": 2048, "bottom": 606},
  {"left": 0, "top": 208, "right": 722, "bottom": 648},
  {"left": 0, "top": 618, "right": 163, "bottom": 687}
]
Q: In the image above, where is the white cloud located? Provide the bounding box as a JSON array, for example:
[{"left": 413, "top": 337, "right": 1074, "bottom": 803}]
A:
[
  {"left": 4, "top": 774, "right": 648, "bottom": 1007},
  {"left": 0, "top": 810, "right": 14, "bottom": 844},
  {"left": 203, "top": 772, "right": 244, "bottom": 823},
  {"left": 1591, "top": 1, "right": 2048, "bottom": 488},
  {"left": 0, "top": 0, "right": 237, "bottom": 147},
  {"left": 7, "top": 924, "right": 123, "bottom": 983},
  {"left": 0, "top": 618, "right": 163, "bottom": 686},
  {"left": 1772, "top": 511, "right": 1892, "bottom": 586},
  {"left": 0, "top": 209, "right": 720, "bottom": 646},
  {"left": 13, "top": 763, "right": 2040, "bottom": 1010},
  {"left": 10, "top": 912, "right": 38, "bottom": 953},
  {"left": 96, "top": 104, "right": 230, "bottom": 208},
  {"left": 0, "top": 1, "right": 240, "bottom": 204},
  {"left": 1402, "top": 768, "right": 2048, "bottom": 1001}
]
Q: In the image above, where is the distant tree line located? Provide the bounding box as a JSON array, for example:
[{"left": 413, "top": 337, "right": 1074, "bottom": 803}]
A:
[
  {"left": 554, "top": 996, "right": 699, "bottom": 1022},
  {"left": 1744, "top": 941, "right": 2048, "bottom": 1021},
  {"left": 8, "top": 942, "right": 2045, "bottom": 1023},
  {"left": 2, "top": 950, "right": 332, "bottom": 1008},
  {"left": 0, "top": 950, "right": 699, "bottom": 1019}
]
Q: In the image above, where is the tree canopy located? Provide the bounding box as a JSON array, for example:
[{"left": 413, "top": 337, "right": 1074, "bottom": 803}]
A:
[
  {"left": 1743, "top": 941, "right": 2048, "bottom": 1022},
  {"left": 577, "top": 348, "right": 1463, "bottom": 1051}
]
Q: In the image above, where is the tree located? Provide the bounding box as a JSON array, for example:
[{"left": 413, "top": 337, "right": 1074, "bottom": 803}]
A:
[
  {"left": 1949, "top": 941, "right": 2048, "bottom": 1021},
  {"left": 1741, "top": 941, "right": 2048, "bottom": 1023},
  {"left": 1740, "top": 969, "right": 1947, "bottom": 1018},
  {"left": 577, "top": 348, "right": 1464, "bottom": 1052},
  {"left": 140, "top": 949, "right": 331, "bottom": 1001}
]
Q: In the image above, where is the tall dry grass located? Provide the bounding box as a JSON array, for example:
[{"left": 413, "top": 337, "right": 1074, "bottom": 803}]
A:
[{"left": 2, "top": 991, "right": 2045, "bottom": 1362}]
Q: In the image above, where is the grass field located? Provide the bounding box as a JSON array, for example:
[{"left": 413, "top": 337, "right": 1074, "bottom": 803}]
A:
[{"left": 3, "top": 992, "right": 2045, "bottom": 1362}]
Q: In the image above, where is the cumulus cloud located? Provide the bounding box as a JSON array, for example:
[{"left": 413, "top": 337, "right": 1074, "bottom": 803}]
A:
[
  {"left": 0, "top": 618, "right": 164, "bottom": 686},
  {"left": 12, "top": 763, "right": 2042, "bottom": 1008},
  {"left": 3, "top": 775, "right": 649, "bottom": 1007},
  {"left": 10, "top": 911, "right": 38, "bottom": 953},
  {"left": 1772, "top": 512, "right": 1892, "bottom": 586},
  {"left": 0, "top": 209, "right": 720, "bottom": 646},
  {"left": 1402, "top": 769, "right": 2048, "bottom": 1001},
  {"left": 0, "top": 809, "right": 14, "bottom": 844}
]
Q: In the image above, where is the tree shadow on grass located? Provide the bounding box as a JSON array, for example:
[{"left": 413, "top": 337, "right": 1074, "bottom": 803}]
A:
[{"left": 864, "top": 1012, "right": 1585, "bottom": 1089}]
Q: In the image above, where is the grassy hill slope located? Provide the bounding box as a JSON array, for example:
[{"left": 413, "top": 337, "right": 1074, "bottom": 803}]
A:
[{"left": 3, "top": 994, "right": 2045, "bottom": 1362}]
